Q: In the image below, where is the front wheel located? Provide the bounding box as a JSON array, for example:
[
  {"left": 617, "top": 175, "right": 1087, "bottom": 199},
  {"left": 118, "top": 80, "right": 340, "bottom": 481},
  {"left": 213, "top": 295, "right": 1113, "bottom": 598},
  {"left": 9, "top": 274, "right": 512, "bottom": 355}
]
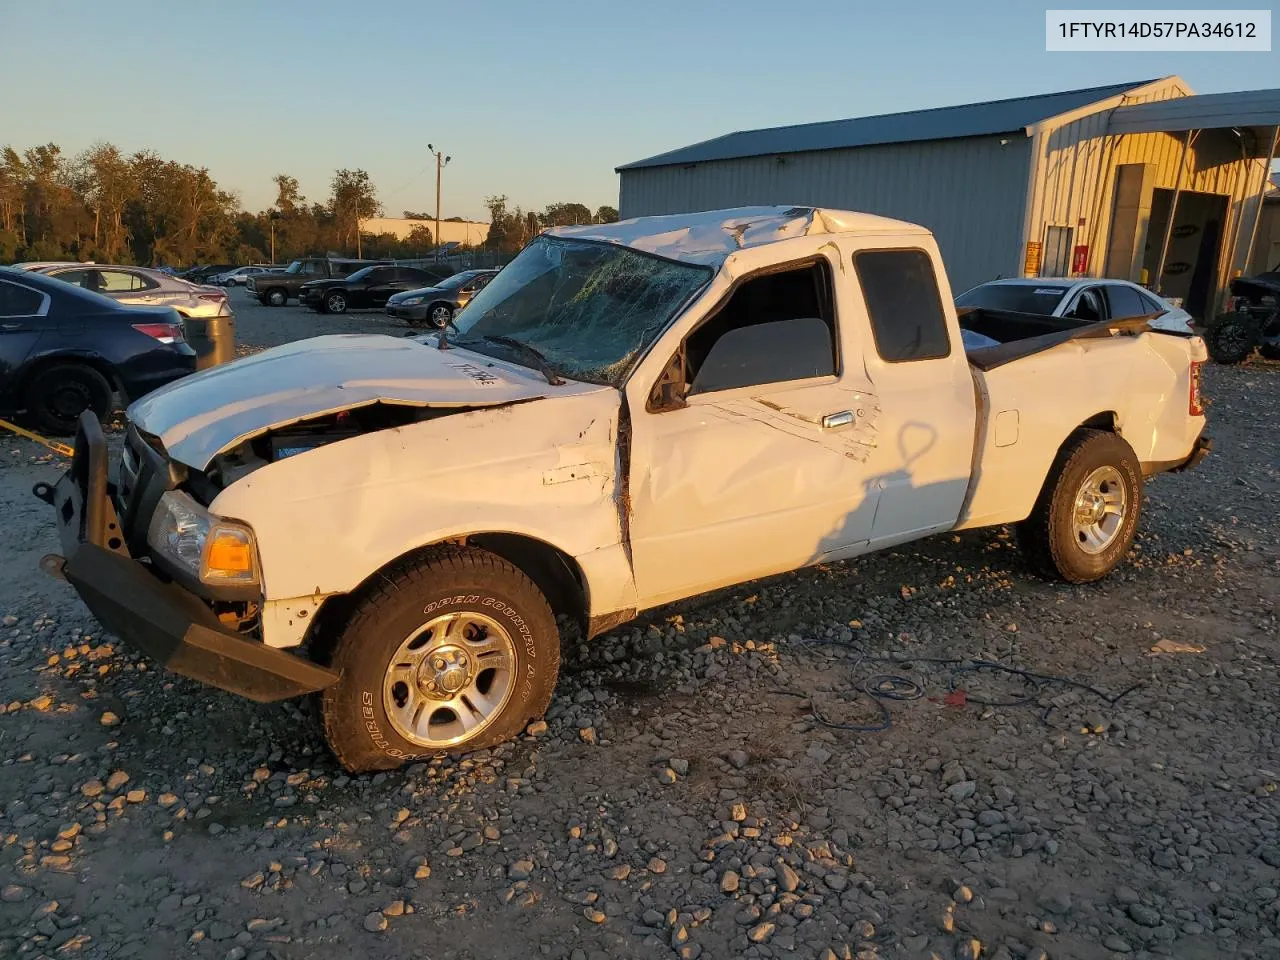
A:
[
  {"left": 325, "top": 292, "right": 348, "bottom": 314},
  {"left": 318, "top": 548, "right": 560, "bottom": 773},
  {"left": 265, "top": 288, "right": 287, "bottom": 307},
  {"left": 430, "top": 303, "right": 453, "bottom": 328},
  {"left": 1017, "top": 429, "right": 1142, "bottom": 584}
]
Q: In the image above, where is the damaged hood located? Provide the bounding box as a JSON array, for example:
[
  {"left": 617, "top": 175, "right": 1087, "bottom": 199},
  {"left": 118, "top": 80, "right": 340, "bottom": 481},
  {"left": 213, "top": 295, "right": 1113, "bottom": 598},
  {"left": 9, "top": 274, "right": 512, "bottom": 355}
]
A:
[{"left": 128, "top": 333, "right": 595, "bottom": 468}]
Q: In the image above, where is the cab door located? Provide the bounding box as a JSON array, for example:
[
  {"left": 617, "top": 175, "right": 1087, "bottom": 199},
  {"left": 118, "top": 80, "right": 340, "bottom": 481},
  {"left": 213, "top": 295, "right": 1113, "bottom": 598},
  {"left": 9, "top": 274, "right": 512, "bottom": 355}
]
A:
[
  {"left": 847, "top": 244, "right": 978, "bottom": 546},
  {"left": 626, "top": 252, "right": 882, "bottom": 609}
]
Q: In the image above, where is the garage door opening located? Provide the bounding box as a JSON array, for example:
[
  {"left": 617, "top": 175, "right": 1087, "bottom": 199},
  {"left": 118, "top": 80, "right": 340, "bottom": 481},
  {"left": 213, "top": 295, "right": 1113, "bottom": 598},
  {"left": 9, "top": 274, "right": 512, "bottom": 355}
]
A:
[{"left": 1143, "top": 189, "right": 1228, "bottom": 321}]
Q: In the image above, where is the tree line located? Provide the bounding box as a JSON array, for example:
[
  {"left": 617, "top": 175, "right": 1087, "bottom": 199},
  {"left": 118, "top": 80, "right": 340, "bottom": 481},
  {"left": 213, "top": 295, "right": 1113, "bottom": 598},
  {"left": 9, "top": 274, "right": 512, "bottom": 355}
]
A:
[{"left": 0, "top": 141, "right": 619, "bottom": 267}]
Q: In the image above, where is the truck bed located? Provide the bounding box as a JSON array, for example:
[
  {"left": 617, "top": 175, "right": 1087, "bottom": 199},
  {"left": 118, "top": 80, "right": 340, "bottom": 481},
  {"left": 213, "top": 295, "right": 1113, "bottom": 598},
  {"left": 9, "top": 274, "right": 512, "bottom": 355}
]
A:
[
  {"left": 956, "top": 309, "right": 1206, "bottom": 531},
  {"left": 958, "top": 307, "right": 1183, "bottom": 371}
]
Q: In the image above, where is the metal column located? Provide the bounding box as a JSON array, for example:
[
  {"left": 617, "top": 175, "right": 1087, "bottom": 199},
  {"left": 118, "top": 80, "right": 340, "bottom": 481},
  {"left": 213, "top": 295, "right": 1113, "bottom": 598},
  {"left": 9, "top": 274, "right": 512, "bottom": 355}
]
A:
[
  {"left": 1153, "top": 129, "right": 1195, "bottom": 294},
  {"left": 1242, "top": 125, "right": 1280, "bottom": 274}
]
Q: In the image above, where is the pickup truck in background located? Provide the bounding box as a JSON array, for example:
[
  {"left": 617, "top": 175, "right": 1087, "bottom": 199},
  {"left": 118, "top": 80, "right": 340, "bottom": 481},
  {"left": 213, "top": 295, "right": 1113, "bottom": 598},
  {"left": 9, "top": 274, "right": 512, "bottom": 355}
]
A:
[
  {"left": 247, "top": 257, "right": 391, "bottom": 306},
  {"left": 39, "top": 206, "right": 1210, "bottom": 772}
]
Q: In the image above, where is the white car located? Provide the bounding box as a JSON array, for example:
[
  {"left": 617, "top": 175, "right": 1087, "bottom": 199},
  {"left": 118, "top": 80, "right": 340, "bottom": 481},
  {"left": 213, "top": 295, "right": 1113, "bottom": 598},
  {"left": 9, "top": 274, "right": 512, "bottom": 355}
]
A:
[
  {"left": 955, "top": 277, "right": 1194, "bottom": 334},
  {"left": 43, "top": 206, "right": 1209, "bottom": 773},
  {"left": 34, "top": 263, "right": 233, "bottom": 321},
  {"left": 212, "top": 266, "right": 274, "bottom": 287}
]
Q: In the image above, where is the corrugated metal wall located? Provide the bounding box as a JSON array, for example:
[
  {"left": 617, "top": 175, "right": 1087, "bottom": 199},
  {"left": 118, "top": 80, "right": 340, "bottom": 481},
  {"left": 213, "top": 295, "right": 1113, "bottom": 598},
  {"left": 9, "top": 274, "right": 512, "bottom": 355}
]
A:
[
  {"left": 1028, "top": 77, "right": 1268, "bottom": 285},
  {"left": 618, "top": 135, "right": 1032, "bottom": 292}
]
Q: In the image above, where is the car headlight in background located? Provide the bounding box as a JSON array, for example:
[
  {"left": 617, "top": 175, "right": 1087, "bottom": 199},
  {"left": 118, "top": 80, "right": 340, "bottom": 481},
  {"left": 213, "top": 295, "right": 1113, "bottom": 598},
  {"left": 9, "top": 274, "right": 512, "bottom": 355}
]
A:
[
  {"left": 400, "top": 296, "right": 424, "bottom": 306},
  {"left": 147, "top": 491, "right": 260, "bottom": 586}
]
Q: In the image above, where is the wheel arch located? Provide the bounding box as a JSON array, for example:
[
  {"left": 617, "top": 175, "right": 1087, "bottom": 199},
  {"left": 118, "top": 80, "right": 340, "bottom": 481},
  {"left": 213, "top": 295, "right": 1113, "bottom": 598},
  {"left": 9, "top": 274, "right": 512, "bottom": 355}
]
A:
[
  {"left": 18, "top": 352, "right": 122, "bottom": 402},
  {"left": 306, "top": 532, "right": 592, "bottom": 660}
]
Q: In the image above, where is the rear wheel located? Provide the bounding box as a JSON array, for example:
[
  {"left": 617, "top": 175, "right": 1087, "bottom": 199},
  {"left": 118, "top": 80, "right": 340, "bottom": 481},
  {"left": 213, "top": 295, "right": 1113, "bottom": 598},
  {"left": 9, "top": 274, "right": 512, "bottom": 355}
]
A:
[
  {"left": 24, "top": 363, "right": 114, "bottom": 436},
  {"left": 318, "top": 547, "right": 560, "bottom": 773},
  {"left": 1017, "top": 429, "right": 1142, "bottom": 584},
  {"left": 325, "top": 291, "right": 348, "bottom": 314}
]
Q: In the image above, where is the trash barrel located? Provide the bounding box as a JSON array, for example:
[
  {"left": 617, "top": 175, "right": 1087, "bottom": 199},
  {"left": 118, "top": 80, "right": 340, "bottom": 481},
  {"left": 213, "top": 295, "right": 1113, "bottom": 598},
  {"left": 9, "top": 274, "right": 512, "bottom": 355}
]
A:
[{"left": 185, "top": 314, "right": 236, "bottom": 370}]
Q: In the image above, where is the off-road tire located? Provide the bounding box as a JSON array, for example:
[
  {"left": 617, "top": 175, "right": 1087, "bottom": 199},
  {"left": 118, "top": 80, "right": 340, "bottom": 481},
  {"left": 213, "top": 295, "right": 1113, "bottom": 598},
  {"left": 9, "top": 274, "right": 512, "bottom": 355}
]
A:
[
  {"left": 24, "top": 363, "right": 113, "bottom": 436},
  {"left": 317, "top": 547, "right": 560, "bottom": 773},
  {"left": 1204, "top": 312, "right": 1256, "bottom": 365},
  {"left": 1017, "top": 429, "right": 1142, "bottom": 584}
]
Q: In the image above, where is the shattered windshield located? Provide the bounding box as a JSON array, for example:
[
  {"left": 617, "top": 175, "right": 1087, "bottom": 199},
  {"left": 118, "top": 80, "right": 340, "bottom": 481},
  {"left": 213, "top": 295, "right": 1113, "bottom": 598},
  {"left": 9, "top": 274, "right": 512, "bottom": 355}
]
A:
[{"left": 449, "top": 236, "right": 711, "bottom": 385}]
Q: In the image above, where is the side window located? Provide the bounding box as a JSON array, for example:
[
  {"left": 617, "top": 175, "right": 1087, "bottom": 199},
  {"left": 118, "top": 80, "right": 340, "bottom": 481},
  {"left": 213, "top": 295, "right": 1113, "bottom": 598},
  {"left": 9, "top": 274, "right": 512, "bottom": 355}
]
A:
[
  {"left": 474, "top": 274, "right": 494, "bottom": 289},
  {"left": 400, "top": 268, "right": 429, "bottom": 283},
  {"left": 99, "top": 270, "right": 153, "bottom": 292},
  {"left": 676, "top": 260, "right": 836, "bottom": 397},
  {"left": 1139, "top": 291, "right": 1168, "bottom": 315},
  {"left": 853, "top": 249, "right": 951, "bottom": 362},
  {"left": 0, "top": 280, "right": 45, "bottom": 317},
  {"left": 1065, "top": 287, "right": 1104, "bottom": 323},
  {"left": 1104, "top": 284, "right": 1149, "bottom": 320},
  {"left": 51, "top": 269, "right": 94, "bottom": 290},
  {"left": 304, "top": 261, "right": 325, "bottom": 276},
  {"left": 368, "top": 267, "right": 395, "bottom": 283}
]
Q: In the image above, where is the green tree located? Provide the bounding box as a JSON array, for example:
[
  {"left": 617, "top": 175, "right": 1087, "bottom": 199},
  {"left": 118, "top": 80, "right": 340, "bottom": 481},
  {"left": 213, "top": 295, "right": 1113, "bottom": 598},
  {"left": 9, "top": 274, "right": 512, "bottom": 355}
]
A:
[
  {"left": 329, "top": 168, "right": 380, "bottom": 254},
  {"left": 595, "top": 205, "right": 619, "bottom": 224},
  {"left": 539, "top": 202, "right": 593, "bottom": 228}
]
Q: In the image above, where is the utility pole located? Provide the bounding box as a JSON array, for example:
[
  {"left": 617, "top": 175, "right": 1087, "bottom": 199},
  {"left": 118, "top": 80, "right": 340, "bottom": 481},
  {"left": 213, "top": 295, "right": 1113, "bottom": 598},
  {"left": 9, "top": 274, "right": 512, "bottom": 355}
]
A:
[{"left": 427, "top": 143, "right": 451, "bottom": 257}]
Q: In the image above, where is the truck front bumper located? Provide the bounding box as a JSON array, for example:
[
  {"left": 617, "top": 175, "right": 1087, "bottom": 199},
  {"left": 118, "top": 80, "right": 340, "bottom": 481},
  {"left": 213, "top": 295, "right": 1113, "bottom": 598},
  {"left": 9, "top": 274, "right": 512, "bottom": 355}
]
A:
[{"left": 35, "top": 413, "right": 338, "bottom": 703}]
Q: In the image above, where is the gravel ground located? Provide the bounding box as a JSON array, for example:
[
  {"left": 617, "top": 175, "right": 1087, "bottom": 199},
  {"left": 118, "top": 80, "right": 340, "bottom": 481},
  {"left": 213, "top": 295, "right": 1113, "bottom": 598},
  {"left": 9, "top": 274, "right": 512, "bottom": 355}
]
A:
[{"left": 1, "top": 296, "right": 1277, "bottom": 960}]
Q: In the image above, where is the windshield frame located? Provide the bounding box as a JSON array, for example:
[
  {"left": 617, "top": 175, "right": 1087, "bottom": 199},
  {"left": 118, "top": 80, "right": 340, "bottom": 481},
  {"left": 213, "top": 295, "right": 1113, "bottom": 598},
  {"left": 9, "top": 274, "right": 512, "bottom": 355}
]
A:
[{"left": 447, "top": 237, "right": 713, "bottom": 387}]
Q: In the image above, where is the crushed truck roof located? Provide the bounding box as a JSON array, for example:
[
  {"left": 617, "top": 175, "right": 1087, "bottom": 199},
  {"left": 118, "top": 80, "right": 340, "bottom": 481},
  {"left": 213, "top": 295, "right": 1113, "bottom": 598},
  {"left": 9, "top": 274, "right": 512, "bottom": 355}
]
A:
[{"left": 548, "top": 206, "right": 927, "bottom": 268}]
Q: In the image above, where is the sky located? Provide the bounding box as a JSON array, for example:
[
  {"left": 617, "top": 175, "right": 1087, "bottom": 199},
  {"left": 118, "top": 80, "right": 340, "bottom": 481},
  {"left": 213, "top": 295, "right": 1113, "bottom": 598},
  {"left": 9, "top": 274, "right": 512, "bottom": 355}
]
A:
[{"left": 2, "top": 0, "right": 1276, "bottom": 222}]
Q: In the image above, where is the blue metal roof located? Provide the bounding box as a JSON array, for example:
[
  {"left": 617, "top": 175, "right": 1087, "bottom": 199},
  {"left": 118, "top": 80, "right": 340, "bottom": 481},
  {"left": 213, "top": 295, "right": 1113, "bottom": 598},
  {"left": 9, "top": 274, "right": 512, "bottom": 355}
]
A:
[{"left": 618, "top": 80, "right": 1159, "bottom": 172}]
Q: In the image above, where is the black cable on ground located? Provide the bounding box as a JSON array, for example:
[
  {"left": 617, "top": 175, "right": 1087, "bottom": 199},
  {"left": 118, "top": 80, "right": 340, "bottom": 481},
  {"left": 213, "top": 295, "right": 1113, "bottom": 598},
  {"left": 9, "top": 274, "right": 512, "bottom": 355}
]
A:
[
  {"left": 863, "top": 675, "right": 924, "bottom": 701},
  {"left": 793, "top": 639, "right": 1145, "bottom": 734}
]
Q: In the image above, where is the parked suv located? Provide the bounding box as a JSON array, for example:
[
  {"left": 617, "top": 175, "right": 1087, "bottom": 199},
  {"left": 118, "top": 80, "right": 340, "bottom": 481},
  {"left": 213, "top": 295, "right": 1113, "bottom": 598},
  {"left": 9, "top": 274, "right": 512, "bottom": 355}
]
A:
[{"left": 247, "top": 258, "right": 391, "bottom": 306}]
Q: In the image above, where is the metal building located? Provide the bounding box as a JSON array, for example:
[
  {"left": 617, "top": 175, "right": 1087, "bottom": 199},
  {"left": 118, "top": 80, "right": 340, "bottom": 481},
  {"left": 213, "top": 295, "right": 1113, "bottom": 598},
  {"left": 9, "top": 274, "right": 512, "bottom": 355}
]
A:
[{"left": 617, "top": 77, "right": 1280, "bottom": 318}]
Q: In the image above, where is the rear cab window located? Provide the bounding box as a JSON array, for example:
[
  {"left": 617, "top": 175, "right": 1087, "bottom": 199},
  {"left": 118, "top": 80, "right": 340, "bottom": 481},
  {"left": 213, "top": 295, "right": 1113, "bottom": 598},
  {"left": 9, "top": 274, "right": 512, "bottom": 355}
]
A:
[{"left": 854, "top": 249, "right": 951, "bottom": 362}]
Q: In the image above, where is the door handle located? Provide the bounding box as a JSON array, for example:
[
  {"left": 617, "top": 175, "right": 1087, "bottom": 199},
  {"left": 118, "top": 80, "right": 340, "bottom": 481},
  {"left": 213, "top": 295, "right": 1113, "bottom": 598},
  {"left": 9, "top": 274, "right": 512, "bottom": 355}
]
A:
[
  {"left": 822, "top": 410, "right": 855, "bottom": 430},
  {"left": 1, "top": 322, "right": 24, "bottom": 332}
]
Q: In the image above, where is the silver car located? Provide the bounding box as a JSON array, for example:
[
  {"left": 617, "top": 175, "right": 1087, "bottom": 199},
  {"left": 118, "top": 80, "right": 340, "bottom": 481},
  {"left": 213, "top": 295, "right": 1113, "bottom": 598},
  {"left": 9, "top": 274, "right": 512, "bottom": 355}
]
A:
[
  {"left": 33, "top": 263, "right": 234, "bottom": 321},
  {"left": 211, "top": 265, "right": 274, "bottom": 287}
]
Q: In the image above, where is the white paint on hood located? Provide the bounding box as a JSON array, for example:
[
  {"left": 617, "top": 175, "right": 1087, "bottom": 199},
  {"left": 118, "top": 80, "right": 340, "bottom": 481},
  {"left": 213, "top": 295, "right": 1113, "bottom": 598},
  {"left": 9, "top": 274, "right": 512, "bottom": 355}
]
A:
[
  {"left": 126, "top": 334, "right": 599, "bottom": 468},
  {"left": 549, "top": 206, "right": 923, "bottom": 267}
]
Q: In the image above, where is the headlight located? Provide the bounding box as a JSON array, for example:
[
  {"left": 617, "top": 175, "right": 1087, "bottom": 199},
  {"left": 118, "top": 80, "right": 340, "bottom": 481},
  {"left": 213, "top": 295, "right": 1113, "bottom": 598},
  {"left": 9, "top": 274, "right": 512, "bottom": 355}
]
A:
[
  {"left": 147, "top": 491, "right": 260, "bottom": 586},
  {"left": 400, "top": 296, "right": 424, "bottom": 306}
]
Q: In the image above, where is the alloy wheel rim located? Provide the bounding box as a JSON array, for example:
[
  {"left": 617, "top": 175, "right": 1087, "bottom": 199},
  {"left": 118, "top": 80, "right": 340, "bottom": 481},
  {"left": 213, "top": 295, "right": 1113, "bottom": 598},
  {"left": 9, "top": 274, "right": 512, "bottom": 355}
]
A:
[
  {"left": 382, "top": 611, "right": 516, "bottom": 748},
  {"left": 1072, "top": 465, "right": 1127, "bottom": 555}
]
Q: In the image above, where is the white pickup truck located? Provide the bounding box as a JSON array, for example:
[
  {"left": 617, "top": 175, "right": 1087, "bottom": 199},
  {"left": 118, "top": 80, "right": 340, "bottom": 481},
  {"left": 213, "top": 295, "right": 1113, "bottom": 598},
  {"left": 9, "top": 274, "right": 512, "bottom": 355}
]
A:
[{"left": 38, "top": 206, "right": 1210, "bottom": 772}]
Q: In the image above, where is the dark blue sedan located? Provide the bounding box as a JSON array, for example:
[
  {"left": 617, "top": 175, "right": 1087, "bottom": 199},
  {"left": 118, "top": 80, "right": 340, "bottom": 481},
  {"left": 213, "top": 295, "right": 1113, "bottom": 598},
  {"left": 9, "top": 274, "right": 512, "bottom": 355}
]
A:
[{"left": 0, "top": 266, "right": 198, "bottom": 434}]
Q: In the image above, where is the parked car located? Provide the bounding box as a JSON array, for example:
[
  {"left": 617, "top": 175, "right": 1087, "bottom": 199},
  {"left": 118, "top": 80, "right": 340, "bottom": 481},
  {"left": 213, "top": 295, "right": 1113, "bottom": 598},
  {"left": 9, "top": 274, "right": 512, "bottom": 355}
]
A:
[
  {"left": 38, "top": 206, "right": 1210, "bottom": 772},
  {"left": 0, "top": 266, "right": 196, "bottom": 434},
  {"left": 181, "top": 264, "right": 236, "bottom": 284},
  {"left": 384, "top": 269, "right": 500, "bottom": 327},
  {"left": 299, "top": 265, "right": 440, "bottom": 314},
  {"left": 211, "top": 266, "right": 274, "bottom": 287},
  {"left": 955, "top": 278, "right": 1193, "bottom": 333},
  {"left": 34, "top": 264, "right": 235, "bottom": 370},
  {"left": 247, "top": 257, "right": 391, "bottom": 306}
]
